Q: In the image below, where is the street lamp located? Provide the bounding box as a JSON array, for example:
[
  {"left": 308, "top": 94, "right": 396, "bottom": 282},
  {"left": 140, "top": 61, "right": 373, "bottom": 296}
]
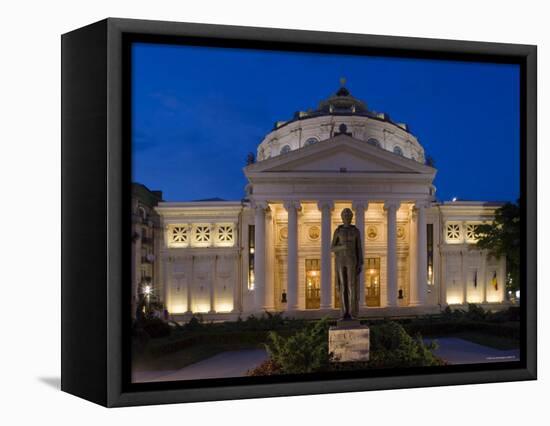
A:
[{"left": 142, "top": 283, "right": 153, "bottom": 312}]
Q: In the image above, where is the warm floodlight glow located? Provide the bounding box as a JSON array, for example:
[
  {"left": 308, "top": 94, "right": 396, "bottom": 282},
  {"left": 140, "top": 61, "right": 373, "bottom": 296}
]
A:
[
  {"left": 143, "top": 285, "right": 152, "bottom": 295},
  {"left": 249, "top": 270, "right": 255, "bottom": 290},
  {"left": 193, "top": 303, "right": 210, "bottom": 313},
  {"left": 216, "top": 302, "right": 233, "bottom": 313},
  {"left": 486, "top": 292, "right": 503, "bottom": 303},
  {"left": 446, "top": 295, "right": 463, "bottom": 305},
  {"left": 168, "top": 302, "right": 187, "bottom": 314},
  {"left": 467, "top": 295, "right": 483, "bottom": 303}
]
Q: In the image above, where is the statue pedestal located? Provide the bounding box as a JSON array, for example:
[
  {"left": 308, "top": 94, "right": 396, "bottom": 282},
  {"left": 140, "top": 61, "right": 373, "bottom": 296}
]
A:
[{"left": 329, "top": 322, "right": 370, "bottom": 362}]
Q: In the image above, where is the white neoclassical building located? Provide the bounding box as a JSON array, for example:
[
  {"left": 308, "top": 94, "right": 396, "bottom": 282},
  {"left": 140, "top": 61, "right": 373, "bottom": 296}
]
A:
[{"left": 152, "top": 86, "right": 508, "bottom": 320}]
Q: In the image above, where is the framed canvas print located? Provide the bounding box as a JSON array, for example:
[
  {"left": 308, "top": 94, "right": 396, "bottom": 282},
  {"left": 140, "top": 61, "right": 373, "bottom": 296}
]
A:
[{"left": 61, "top": 18, "right": 537, "bottom": 407}]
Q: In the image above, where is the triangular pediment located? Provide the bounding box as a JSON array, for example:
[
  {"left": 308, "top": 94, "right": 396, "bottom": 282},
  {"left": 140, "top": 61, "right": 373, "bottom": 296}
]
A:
[{"left": 245, "top": 134, "right": 436, "bottom": 176}]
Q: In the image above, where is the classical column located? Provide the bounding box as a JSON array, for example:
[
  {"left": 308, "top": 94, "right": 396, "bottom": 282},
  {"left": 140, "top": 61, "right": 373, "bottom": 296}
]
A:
[
  {"left": 209, "top": 254, "right": 217, "bottom": 313},
  {"left": 440, "top": 251, "right": 447, "bottom": 306},
  {"left": 384, "top": 201, "right": 400, "bottom": 307},
  {"left": 253, "top": 201, "right": 268, "bottom": 311},
  {"left": 480, "top": 250, "right": 487, "bottom": 303},
  {"left": 408, "top": 207, "right": 418, "bottom": 306},
  {"left": 461, "top": 250, "right": 468, "bottom": 304},
  {"left": 186, "top": 255, "right": 194, "bottom": 313},
  {"left": 318, "top": 200, "right": 334, "bottom": 310},
  {"left": 284, "top": 200, "right": 301, "bottom": 311},
  {"left": 415, "top": 201, "right": 428, "bottom": 306},
  {"left": 352, "top": 200, "right": 368, "bottom": 309},
  {"left": 162, "top": 255, "right": 170, "bottom": 315},
  {"left": 264, "top": 211, "right": 275, "bottom": 311}
]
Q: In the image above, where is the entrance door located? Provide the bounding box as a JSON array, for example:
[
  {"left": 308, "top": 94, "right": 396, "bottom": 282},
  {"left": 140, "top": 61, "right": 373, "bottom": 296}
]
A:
[
  {"left": 365, "top": 257, "right": 381, "bottom": 307},
  {"left": 305, "top": 259, "right": 321, "bottom": 309}
]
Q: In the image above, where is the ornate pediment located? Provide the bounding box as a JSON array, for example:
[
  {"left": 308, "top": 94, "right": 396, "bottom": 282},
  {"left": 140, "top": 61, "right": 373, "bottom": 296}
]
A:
[{"left": 245, "top": 134, "right": 435, "bottom": 177}]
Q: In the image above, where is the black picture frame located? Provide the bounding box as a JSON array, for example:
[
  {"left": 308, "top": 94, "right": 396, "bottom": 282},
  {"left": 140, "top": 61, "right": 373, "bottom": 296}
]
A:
[{"left": 61, "top": 17, "right": 537, "bottom": 407}]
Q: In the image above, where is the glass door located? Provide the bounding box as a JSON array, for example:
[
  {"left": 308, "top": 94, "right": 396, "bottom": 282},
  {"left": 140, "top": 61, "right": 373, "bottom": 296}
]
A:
[
  {"left": 365, "top": 257, "right": 381, "bottom": 307},
  {"left": 305, "top": 259, "right": 321, "bottom": 309}
]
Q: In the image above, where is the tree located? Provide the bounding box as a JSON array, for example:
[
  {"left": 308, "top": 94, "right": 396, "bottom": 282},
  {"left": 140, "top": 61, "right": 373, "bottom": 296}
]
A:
[{"left": 475, "top": 200, "right": 520, "bottom": 292}]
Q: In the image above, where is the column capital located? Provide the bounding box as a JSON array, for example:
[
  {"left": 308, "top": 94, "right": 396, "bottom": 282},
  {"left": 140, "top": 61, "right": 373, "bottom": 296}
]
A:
[
  {"left": 414, "top": 200, "right": 431, "bottom": 210},
  {"left": 283, "top": 200, "right": 302, "bottom": 211},
  {"left": 252, "top": 200, "right": 269, "bottom": 211},
  {"left": 352, "top": 200, "right": 369, "bottom": 211},
  {"left": 317, "top": 200, "right": 334, "bottom": 211},
  {"left": 384, "top": 200, "right": 401, "bottom": 211}
]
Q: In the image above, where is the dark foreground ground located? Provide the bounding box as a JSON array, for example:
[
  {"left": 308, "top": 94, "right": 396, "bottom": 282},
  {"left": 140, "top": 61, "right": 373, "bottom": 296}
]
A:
[{"left": 132, "top": 305, "right": 520, "bottom": 382}]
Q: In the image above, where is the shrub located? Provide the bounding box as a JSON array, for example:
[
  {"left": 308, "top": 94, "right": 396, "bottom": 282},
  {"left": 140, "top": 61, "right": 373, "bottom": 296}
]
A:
[
  {"left": 265, "top": 317, "right": 331, "bottom": 374},
  {"left": 184, "top": 315, "right": 204, "bottom": 332},
  {"left": 465, "top": 303, "right": 487, "bottom": 321},
  {"left": 250, "top": 312, "right": 288, "bottom": 329},
  {"left": 369, "top": 322, "right": 443, "bottom": 368},
  {"left": 487, "top": 306, "right": 520, "bottom": 322},
  {"left": 247, "top": 359, "right": 282, "bottom": 376},
  {"left": 257, "top": 320, "right": 443, "bottom": 376},
  {"left": 136, "top": 317, "right": 171, "bottom": 339}
]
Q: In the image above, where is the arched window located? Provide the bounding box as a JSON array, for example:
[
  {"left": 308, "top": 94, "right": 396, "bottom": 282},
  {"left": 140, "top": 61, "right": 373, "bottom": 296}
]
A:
[
  {"left": 367, "top": 138, "right": 381, "bottom": 148},
  {"left": 280, "top": 145, "right": 292, "bottom": 155},
  {"left": 393, "top": 146, "right": 404, "bottom": 156},
  {"left": 304, "top": 137, "right": 318, "bottom": 146}
]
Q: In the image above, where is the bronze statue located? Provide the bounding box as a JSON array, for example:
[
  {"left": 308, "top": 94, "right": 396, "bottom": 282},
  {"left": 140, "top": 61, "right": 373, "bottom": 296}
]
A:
[{"left": 331, "top": 208, "right": 363, "bottom": 320}]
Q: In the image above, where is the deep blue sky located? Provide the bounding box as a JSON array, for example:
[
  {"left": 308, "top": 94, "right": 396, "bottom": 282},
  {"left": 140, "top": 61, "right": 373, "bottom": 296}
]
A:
[{"left": 132, "top": 43, "right": 519, "bottom": 202}]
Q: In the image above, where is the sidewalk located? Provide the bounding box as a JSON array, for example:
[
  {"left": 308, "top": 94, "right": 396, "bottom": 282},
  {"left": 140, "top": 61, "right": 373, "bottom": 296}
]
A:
[
  {"left": 424, "top": 337, "right": 520, "bottom": 364},
  {"left": 133, "top": 349, "right": 269, "bottom": 383}
]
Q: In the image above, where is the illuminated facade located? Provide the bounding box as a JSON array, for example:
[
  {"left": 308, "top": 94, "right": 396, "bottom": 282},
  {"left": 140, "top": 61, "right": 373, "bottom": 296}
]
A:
[{"left": 152, "top": 86, "right": 508, "bottom": 320}]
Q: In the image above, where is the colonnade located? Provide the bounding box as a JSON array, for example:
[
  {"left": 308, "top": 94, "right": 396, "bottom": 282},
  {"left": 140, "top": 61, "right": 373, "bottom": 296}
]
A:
[{"left": 253, "top": 200, "right": 429, "bottom": 311}]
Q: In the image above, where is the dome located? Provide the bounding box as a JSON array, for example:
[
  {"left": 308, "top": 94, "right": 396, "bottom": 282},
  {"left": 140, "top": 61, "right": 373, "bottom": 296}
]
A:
[{"left": 257, "top": 83, "right": 425, "bottom": 164}]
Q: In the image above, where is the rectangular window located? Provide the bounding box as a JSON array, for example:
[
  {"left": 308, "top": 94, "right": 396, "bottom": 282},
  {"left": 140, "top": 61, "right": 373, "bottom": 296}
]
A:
[
  {"left": 248, "top": 225, "right": 255, "bottom": 290},
  {"left": 427, "top": 223, "right": 434, "bottom": 285}
]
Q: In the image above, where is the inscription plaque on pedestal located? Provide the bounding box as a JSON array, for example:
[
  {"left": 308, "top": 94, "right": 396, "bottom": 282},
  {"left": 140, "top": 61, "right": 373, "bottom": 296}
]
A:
[{"left": 329, "top": 323, "right": 370, "bottom": 362}]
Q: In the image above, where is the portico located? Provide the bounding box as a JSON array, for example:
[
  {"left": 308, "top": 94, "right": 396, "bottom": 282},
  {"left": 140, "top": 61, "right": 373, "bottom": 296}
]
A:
[
  {"left": 244, "top": 133, "right": 437, "bottom": 314},
  {"left": 249, "top": 199, "right": 431, "bottom": 313}
]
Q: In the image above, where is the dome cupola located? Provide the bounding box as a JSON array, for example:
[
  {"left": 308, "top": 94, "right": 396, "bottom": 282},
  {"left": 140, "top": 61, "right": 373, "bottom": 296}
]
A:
[{"left": 317, "top": 80, "right": 368, "bottom": 114}]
